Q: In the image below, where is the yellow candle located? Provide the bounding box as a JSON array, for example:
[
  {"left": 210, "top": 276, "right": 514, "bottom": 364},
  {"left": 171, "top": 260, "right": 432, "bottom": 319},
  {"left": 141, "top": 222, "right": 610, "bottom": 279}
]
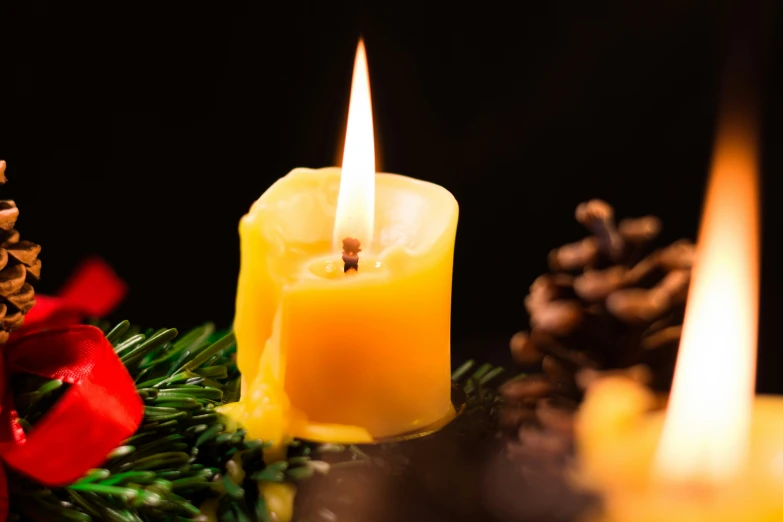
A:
[
  {"left": 219, "top": 41, "right": 458, "bottom": 444},
  {"left": 574, "top": 91, "right": 783, "bottom": 520}
]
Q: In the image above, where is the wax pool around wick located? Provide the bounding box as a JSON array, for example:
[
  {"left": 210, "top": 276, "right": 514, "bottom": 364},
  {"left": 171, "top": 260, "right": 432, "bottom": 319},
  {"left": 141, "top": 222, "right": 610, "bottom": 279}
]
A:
[
  {"left": 342, "top": 237, "right": 361, "bottom": 273},
  {"left": 308, "top": 256, "right": 386, "bottom": 279}
]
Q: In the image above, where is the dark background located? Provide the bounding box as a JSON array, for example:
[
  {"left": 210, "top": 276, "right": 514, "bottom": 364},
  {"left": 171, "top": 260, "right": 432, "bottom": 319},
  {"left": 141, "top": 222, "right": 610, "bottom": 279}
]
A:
[{"left": 1, "top": 2, "right": 781, "bottom": 390}]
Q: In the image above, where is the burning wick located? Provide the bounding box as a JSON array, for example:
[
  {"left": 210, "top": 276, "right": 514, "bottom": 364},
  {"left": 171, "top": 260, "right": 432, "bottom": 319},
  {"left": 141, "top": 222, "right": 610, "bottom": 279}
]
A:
[{"left": 342, "top": 237, "right": 361, "bottom": 273}]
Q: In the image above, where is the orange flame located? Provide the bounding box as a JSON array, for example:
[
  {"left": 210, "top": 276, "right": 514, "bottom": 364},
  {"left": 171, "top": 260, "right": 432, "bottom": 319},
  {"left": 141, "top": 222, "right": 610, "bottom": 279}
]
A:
[
  {"left": 654, "top": 114, "right": 760, "bottom": 483},
  {"left": 334, "top": 39, "right": 375, "bottom": 249}
]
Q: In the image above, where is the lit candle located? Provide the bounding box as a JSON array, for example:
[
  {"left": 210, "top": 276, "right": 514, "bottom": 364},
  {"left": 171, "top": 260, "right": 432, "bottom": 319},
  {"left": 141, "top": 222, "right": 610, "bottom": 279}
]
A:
[
  {"left": 219, "top": 41, "right": 459, "bottom": 445},
  {"left": 574, "top": 102, "right": 783, "bottom": 520}
]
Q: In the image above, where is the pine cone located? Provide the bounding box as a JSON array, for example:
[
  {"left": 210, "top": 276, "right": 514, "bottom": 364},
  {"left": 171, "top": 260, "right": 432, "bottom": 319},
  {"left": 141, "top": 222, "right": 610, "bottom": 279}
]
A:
[
  {"left": 0, "top": 161, "right": 41, "bottom": 343},
  {"left": 489, "top": 200, "right": 690, "bottom": 522},
  {"left": 507, "top": 200, "right": 692, "bottom": 405}
]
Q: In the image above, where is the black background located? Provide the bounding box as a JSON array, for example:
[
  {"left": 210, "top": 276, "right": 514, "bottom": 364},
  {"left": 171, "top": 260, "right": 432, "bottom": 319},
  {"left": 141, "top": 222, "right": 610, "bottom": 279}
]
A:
[{"left": 1, "top": 2, "right": 781, "bottom": 390}]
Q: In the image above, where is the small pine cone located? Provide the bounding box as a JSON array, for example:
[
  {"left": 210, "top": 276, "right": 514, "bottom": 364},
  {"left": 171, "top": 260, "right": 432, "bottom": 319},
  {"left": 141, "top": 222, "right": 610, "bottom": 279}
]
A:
[
  {"left": 0, "top": 161, "right": 41, "bottom": 343},
  {"left": 503, "top": 200, "right": 691, "bottom": 436},
  {"left": 494, "top": 201, "right": 689, "bottom": 522}
]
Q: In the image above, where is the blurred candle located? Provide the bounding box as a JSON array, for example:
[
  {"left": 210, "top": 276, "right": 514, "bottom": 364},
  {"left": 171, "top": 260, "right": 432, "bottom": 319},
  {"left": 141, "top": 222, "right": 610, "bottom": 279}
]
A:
[
  {"left": 575, "top": 90, "right": 783, "bottom": 521},
  {"left": 220, "top": 40, "right": 458, "bottom": 445}
]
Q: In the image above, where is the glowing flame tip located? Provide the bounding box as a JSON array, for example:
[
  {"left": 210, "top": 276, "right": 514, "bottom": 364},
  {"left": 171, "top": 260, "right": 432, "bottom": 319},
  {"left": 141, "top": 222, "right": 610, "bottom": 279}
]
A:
[
  {"left": 654, "top": 114, "right": 760, "bottom": 484},
  {"left": 333, "top": 39, "right": 375, "bottom": 249}
]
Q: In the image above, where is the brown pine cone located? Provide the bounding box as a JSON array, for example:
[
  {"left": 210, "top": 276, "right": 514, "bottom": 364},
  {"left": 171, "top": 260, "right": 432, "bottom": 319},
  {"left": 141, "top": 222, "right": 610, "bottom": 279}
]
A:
[
  {"left": 508, "top": 200, "right": 692, "bottom": 403},
  {"left": 501, "top": 200, "right": 692, "bottom": 440},
  {"left": 0, "top": 161, "right": 41, "bottom": 343},
  {"left": 488, "top": 201, "right": 689, "bottom": 522}
]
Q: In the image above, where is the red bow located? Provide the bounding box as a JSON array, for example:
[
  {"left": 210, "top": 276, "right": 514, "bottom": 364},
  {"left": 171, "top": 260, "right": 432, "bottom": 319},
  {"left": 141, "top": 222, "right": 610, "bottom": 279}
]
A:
[
  {"left": 0, "top": 327, "right": 144, "bottom": 521},
  {"left": 1, "top": 258, "right": 138, "bottom": 521}
]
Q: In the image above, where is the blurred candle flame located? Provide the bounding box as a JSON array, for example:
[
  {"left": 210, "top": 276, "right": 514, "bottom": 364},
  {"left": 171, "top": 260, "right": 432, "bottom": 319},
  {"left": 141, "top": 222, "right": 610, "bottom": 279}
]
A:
[
  {"left": 334, "top": 39, "right": 375, "bottom": 249},
  {"left": 654, "top": 110, "right": 760, "bottom": 484}
]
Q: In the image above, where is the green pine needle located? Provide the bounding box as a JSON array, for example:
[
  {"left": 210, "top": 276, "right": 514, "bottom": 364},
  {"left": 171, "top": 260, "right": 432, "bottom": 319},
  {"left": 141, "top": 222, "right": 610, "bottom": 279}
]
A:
[{"left": 9, "top": 322, "right": 314, "bottom": 522}]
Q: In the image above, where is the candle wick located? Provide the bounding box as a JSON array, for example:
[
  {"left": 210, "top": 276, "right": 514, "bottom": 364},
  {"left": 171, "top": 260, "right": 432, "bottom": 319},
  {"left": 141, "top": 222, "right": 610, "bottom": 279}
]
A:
[{"left": 342, "top": 237, "right": 361, "bottom": 273}]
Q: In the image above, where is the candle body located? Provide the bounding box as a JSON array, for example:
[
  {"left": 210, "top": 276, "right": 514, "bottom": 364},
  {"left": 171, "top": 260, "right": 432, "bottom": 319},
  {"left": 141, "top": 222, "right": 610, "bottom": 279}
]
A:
[
  {"left": 576, "top": 378, "right": 783, "bottom": 522},
  {"left": 225, "top": 167, "right": 458, "bottom": 443}
]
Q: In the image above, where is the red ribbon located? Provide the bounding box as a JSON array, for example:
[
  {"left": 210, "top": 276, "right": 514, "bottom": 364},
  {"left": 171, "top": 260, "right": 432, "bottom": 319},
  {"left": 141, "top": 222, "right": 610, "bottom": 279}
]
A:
[
  {"left": 0, "top": 259, "right": 138, "bottom": 521},
  {"left": 0, "top": 326, "right": 143, "bottom": 521}
]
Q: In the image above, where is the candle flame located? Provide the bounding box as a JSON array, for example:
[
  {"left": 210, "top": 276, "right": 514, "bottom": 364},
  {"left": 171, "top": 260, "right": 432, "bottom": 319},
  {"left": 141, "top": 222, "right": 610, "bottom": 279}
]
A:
[
  {"left": 654, "top": 113, "right": 760, "bottom": 484},
  {"left": 334, "top": 39, "right": 375, "bottom": 249}
]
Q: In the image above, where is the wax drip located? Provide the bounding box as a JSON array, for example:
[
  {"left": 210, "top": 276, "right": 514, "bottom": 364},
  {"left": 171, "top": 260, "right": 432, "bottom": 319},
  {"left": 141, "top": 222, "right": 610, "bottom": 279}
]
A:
[{"left": 342, "top": 238, "right": 361, "bottom": 273}]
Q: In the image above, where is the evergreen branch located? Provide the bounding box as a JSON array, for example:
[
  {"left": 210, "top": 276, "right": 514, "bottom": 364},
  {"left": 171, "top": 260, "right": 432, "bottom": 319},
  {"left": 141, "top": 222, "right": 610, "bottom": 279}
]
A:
[{"left": 9, "top": 322, "right": 314, "bottom": 522}]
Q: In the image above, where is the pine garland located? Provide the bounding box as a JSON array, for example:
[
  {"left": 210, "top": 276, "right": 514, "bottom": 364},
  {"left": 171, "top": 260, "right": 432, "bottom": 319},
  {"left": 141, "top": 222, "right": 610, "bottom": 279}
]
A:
[
  {"left": 8, "top": 322, "right": 509, "bottom": 522},
  {"left": 9, "top": 321, "right": 318, "bottom": 522}
]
